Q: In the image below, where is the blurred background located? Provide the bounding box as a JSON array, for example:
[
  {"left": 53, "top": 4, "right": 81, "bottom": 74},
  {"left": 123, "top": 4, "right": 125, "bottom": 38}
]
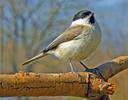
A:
[{"left": 0, "top": 0, "right": 128, "bottom": 100}]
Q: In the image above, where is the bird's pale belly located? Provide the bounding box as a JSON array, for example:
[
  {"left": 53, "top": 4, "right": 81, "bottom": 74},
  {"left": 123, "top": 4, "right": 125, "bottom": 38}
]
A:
[{"left": 55, "top": 33, "right": 100, "bottom": 61}]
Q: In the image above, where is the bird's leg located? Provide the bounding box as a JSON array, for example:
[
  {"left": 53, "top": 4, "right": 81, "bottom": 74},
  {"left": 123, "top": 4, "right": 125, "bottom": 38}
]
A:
[
  {"left": 80, "top": 61, "right": 89, "bottom": 71},
  {"left": 69, "top": 60, "right": 80, "bottom": 77}
]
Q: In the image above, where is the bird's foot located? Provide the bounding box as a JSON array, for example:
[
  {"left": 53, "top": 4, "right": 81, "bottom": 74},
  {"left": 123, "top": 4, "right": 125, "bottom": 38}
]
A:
[
  {"left": 71, "top": 71, "right": 81, "bottom": 77},
  {"left": 80, "top": 61, "right": 89, "bottom": 71}
]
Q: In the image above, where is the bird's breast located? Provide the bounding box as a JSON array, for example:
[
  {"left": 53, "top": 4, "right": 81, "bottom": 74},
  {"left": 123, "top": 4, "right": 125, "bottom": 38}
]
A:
[{"left": 54, "top": 29, "right": 101, "bottom": 61}]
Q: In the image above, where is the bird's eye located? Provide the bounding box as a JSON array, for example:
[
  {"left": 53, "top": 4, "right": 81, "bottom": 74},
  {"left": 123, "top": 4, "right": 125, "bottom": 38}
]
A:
[
  {"left": 73, "top": 10, "right": 92, "bottom": 21},
  {"left": 83, "top": 11, "right": 91, "bottom": 17}
]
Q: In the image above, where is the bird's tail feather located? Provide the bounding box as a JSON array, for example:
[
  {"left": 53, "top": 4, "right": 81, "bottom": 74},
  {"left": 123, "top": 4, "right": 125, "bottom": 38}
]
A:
[{"left": 22, "top": 52, "right": 46, "bottom": 66}]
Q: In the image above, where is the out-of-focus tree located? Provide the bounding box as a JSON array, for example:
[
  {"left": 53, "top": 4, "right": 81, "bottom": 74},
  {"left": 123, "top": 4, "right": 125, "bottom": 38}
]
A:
[
  {"left": 0, "top": 4, "right": 4, "bottom": 73},
  {"left": 1, "top": 0, "right": 66, "bottom": 72}
]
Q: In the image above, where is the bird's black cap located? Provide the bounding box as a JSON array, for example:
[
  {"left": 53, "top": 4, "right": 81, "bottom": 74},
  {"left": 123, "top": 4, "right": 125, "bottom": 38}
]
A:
[{"left": 73, "top": 10, "right": 95, "bottom": 24}]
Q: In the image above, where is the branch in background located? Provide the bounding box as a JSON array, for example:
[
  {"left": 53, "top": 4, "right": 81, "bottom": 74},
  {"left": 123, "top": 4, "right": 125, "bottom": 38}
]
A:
[
  {"left": 25, "top": 0, "right": 44, "bottom": 55},
  {"left": 32, "top": 0, "right": 65, "bottom": 54},
  {"left": 26, "top": 1, "right": 65, "bottom": 72},
  {"left": 0, "top": 56, "right": 128, "bottom": 100},
  {"left": 9, "top": 1, "right": 19, "bottom": 72}
]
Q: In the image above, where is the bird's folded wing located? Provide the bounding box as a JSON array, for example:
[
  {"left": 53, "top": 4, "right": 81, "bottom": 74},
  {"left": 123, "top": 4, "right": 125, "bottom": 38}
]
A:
[{"left": 43, "top": 25, "right": 90, "bottom": 52}]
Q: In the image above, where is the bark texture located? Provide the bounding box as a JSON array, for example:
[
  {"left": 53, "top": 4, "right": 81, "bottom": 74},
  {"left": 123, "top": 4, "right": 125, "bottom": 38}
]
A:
[
  {"left": 0, "top": 71, "right": 115, "bottom": 100},
  {"left": 0, "top": 56, "right": 128, "bottom": 100}
]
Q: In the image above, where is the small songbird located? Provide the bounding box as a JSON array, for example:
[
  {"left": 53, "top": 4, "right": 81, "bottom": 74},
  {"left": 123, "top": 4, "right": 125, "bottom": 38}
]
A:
[{"left": 22, "top": 10, "right": 101, "bottom": 76}]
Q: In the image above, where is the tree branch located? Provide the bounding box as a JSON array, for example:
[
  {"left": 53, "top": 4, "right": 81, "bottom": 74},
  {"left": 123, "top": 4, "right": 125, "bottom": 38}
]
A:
[
  {"left": 93, "top": 56, "right": 128, "bottom": 81},
  {"left": 0, "top": 72, "right": 115, "bottom": 99},
  {"left": 0, "top": 56, "right": 128, "bottom": 100}
]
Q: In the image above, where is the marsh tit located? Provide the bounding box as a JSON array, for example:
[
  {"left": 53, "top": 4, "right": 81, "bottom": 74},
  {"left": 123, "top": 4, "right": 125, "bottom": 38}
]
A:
[{"left": 22, "top": 10, "right": 101, "bottom": 76}]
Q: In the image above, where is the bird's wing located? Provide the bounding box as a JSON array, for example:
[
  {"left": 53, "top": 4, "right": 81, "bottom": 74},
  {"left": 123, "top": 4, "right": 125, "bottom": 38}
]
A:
[{"left": 43, "top": 25, "right": 90, "bottom": 52}]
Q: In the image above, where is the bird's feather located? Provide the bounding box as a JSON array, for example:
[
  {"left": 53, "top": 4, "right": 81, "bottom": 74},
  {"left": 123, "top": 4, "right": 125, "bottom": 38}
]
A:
[
  {"left": 22, "top": 52, "right": 47, "bottom": 65},
  {"left": 43, "top": 25, "right": 90, "bottom": 52},
  {"left": 22, "top": 25, "right": 91, "bottom": 66}
]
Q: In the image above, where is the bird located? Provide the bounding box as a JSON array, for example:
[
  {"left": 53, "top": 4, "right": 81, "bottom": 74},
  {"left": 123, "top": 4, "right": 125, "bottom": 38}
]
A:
[{"left": 22, "top": 10, "right": 101, "bottom": 77}]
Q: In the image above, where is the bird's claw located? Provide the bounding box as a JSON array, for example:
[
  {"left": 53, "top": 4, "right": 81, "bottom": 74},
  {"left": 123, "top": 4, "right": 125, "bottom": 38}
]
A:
[{"left": 72, "top": 72, "right": 81, "bottom": 77}]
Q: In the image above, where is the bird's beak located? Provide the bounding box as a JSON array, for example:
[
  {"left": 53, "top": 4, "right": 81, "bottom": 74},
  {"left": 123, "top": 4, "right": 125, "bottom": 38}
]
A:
[
  {"left": 90, "top": 13, "right": 94, "bottom": 17},
  {"left": 88, "top": 13, "right": 94, "bottom": 19}
]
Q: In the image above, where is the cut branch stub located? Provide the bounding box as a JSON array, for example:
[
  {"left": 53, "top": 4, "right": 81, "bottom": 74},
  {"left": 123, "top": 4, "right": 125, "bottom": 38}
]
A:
[{"left": 86, "top": 73, "right": 115, "bottom": 100}]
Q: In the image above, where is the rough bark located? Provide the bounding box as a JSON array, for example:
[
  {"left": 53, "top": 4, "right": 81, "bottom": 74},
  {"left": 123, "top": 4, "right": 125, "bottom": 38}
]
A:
[
  {"left": 96, "top": 56, "right": 128, "bottom": 81},
  {"left": 0, "top": 71, "right": 115, "bottom": 99},
  {"left": 0, "top": 56, "right": 127, "bottom": 100}
]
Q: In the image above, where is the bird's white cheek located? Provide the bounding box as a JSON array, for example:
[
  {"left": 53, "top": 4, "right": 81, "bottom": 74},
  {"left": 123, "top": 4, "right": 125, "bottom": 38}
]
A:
[{"left": 71, "top": 18, "right": 91, "bottom": 26}]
